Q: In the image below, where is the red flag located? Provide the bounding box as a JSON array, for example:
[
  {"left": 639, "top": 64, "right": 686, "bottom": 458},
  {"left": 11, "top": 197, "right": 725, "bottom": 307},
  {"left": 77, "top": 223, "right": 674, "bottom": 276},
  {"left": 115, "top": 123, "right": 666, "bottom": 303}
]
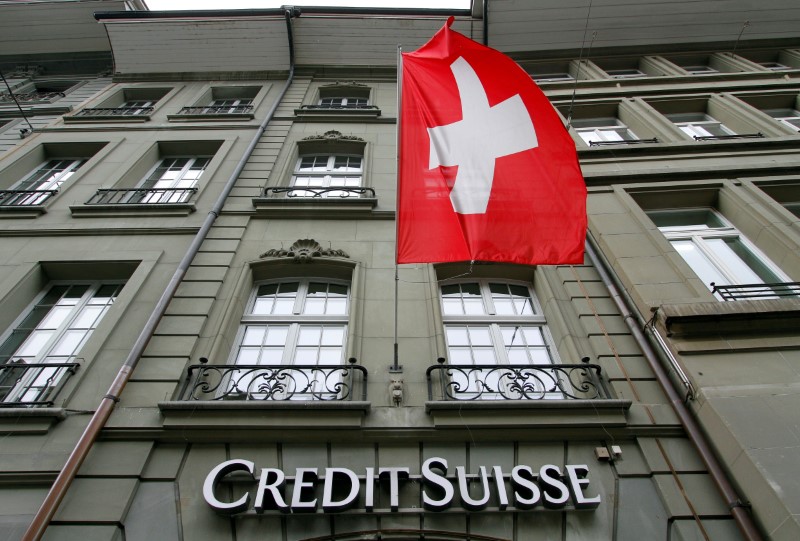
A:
[{"left": 397, "top": 17, "right": 586, "bottom": 265}]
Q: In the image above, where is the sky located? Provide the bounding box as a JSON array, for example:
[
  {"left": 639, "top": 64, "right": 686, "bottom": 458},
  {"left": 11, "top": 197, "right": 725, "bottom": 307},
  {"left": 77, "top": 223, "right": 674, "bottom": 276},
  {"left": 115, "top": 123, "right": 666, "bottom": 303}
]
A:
[{"left": 146, "top": 0, "right": 469, "bottom": 9}]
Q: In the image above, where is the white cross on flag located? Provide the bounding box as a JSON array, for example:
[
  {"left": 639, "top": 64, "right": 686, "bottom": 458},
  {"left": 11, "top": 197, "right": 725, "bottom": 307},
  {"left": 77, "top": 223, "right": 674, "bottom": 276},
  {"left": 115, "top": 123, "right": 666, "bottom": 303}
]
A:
[{"left": 397, "top": 17, "right": 586, "bottom": 265}]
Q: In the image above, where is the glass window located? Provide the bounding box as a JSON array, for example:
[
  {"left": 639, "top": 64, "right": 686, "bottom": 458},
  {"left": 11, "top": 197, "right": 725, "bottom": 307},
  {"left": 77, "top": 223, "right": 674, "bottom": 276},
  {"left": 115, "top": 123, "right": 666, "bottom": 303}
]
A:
[
  {"left": 0, "top": 283, "right": 122, "bottom": 404},
  {"left": 4, "top": 159, "right": 86, "bottom": 206},
  {"left": 606, "top": 68, "right": 646, "bottom": 79},
  {"left": 117, "top": 100, "right": 154, "bottom": 116},
  {"left": 319, "top": 97, "right": 369, "bottom": 108},
  {"left": 666, "top": 113, "right": 735, "bottom": 138},
  {"left": 440, "top": 280, "right": 559, "bottom": 399},
  {"left": 683, "top": 65, "right": 719, "bottom": 75},
  {"left": 571, "top": 117, "right": 638, "bottom": 145},
  {"left": 203, "top": 98, "right": 253, "bottom": 114},
  {"left": 231, "top": 279, "right": 349, "bottom": 399},
  {"left": 649, "top": 208, "right": 791, "bottom": 300},
  {"left": 133, "top": 156, "right": 210, "bottom": 203},
  {"left": 763, "top": 108, "right": 800, "bottom": 131},
  {"left": 292, "top": 154, "right": 363, "bottom": 197}
]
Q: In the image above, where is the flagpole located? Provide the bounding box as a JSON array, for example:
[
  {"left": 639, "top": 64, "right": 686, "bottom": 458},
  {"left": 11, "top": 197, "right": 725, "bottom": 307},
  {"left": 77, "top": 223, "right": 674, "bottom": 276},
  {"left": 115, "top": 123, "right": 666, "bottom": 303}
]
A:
[{"left": 391, "top": 44, "right": 403, "bottom": 373}]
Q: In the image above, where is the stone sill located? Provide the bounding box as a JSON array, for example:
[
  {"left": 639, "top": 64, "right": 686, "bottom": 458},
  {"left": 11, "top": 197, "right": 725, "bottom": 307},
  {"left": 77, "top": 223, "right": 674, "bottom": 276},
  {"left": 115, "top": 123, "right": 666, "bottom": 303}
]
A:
[
  {"left": 158, "top": 400, "right": 370, "bottom": 429},
  {"left": 70, "top": 203, "right": 195, "bottom": 218},
  {"left": 294, "top": 109, "right": 381, "bottom": 120},
  {"left": 0, "top": 205, "right": 46, "bottom": 218},
  {"left": 253, "top": 197, "right": 380, "bottom": 218},
  {"left": 659, "top": 298, "right": 800, "bottom": 337},
  {"left": 167, "top": 113, "right": 255, "bottom": 122},
  {"left": 425, "top": 399, "right": 631, "bottom": 428},
  {"left": 0, "top": 407, "right": 67, "bottom": 434},
  {"left": 63, "top": 115, "right": 151, "bottom": 123}
]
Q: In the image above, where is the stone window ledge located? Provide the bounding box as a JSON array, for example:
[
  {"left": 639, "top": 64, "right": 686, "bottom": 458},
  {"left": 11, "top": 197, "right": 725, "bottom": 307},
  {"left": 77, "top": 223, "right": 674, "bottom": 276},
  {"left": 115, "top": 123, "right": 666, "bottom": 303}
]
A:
[
  {"left": 0, "top": 407, "right": 67, "bottom": 433},
  {"left": 658, "top": 298, "right": 800, "bottom": 337},
  {"left": 158, "top": 400, "right": 370, "bottom": 429},
  {"left": 70, "top": 203, "right": 195, "bottom": 218},
  {"left": 425, "top": 399, "right": 631, "bottom": 428}
]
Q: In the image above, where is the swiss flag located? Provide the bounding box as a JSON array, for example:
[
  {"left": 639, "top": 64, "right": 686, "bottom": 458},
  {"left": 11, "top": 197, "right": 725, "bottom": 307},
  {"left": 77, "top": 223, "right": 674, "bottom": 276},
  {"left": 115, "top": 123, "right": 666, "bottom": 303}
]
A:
[{"left": 397, "top": 17, "right": 586, "bottom": 265}]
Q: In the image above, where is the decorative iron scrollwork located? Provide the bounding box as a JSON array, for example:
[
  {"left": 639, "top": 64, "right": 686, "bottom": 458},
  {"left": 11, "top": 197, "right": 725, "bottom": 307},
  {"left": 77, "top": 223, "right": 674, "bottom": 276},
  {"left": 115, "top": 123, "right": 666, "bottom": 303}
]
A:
[
  {"left": 180, "top": 362, "right": 367, "bottom": 402},
  {"left": 426, "top": 362, "right": 611, "bottom": 401}
]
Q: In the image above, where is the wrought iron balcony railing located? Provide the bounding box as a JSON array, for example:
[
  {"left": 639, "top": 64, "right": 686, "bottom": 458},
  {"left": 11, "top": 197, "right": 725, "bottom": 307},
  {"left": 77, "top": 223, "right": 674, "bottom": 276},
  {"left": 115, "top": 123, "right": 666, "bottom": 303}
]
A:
[
  {"left": 589, "top": 138, "right": 659, "bottom": 146},
  {"left": 176, "top": 105, "right": 254, "bottom": 115},
  {"left": 72, "top": 107, "right": 154, "bottom": 118},
  {"left": 297, "top": 104, "right": 380, "bottom": 112},
  {"left": 0, "top": 361, "right": 79, "bottom": 407},
  {"left": 0, "top": 91, "right": 65, "bottom": 104},
  {"left": 693, "top": 132, "right": 764, "bottom": 141},
  {"left": 178, "top": 359, "right": 368, "bottom": 402},
  {"left": 0, "top": 189, "right": 58, "bottom": 207},
  {"left": 711, "top": 281, "right": 800, "bottom": 301},
  {"left": 426, "top": 359, "right": 612, "bottom": 401},
  {"left": 265, "top": 187, "right": 375, "bottom": 199},
  {"left": 85, "top": 187, "right": 197, "bottom": 205}
]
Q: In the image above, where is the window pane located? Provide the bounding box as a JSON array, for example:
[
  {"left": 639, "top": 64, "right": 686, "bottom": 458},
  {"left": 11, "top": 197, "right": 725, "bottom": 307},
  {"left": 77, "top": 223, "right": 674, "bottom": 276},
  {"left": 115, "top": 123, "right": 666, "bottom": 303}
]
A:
[
  {"left": 298, "top": 326, "right": 322, "bottom": 345},
  {"left": 672, "top": 240, "right": 727, "bottom": 289},
  {"left": 242, "top": 326, "right": 266, "bottom": 346},
  {"left": 467, "top": 327, "right": 492, "bottom": 346}
]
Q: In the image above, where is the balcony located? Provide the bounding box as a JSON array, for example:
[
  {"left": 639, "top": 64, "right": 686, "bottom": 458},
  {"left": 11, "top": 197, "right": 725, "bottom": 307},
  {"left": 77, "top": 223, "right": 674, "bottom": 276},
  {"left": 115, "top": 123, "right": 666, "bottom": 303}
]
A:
[
  {"left": 265, "top": 186, "right": 375, "bottom": 199},
  {"left": 66, "top": 106, "right": 154, "bottom": 122},
  {"left": 177, "top": 359, "right": 368, "bottom": 402},
  {"left": 426, "top": 359, "right": 613, "bottom": 401},
  {"left": 294, "top": 104, "right": 381, "bottom": 118},
  {"left": 170, "top": 105, "right": 254, "bottom": 120},
  {"left": 85, "top": 187, "right": 197, "bottom": 205},
  {"left": 0, "top": 189, "right": 57, "bottom": 207},
  {"left": 711, "top": 281, "right": 800, "bottom": 301},
  {"left": 0, "top": 91, "right": 64, "bottom": 104},
  {"left": 0, "top": 361, "right": 79, "bottom": 407},
  {"left": 692, "top": 132, "right": 764, "bottom": 141}
]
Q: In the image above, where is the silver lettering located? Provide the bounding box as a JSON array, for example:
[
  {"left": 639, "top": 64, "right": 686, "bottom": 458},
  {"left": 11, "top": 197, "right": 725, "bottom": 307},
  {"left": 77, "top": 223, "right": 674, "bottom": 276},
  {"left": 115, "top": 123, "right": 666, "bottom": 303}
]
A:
[{"left": 421, "top": 457, "right": 454, "bottom": 511}]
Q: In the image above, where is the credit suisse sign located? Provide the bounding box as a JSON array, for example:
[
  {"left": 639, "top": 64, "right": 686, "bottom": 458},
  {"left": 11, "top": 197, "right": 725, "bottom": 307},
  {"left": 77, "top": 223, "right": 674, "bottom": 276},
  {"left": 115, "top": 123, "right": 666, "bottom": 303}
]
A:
[{"left": 204, "top": 457, "right": 601, "bottom": 515}]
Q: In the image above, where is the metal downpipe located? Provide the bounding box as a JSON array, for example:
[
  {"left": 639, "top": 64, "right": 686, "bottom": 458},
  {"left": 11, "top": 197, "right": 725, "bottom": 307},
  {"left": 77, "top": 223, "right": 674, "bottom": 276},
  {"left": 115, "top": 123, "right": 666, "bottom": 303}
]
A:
[
  {"left": 22, "top": 8, "right": 300, "bottom": 541},
  {"left": 584, "top": 233, "right": 763, "bottom": 541}
]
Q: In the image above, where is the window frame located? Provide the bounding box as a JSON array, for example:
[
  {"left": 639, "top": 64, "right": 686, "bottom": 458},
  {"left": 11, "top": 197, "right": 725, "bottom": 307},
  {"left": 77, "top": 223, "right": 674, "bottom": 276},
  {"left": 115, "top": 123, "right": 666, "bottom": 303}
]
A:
[
  {"left": 230, "top": 278, "right": 351, "bottom": 369},
  {"left": 666, "top": 112, "right": 735, "bottom": 138},
  {"left": 650, "top": 208, "right": 792, "bottom": 299},
  {"left": 291, "top": 153, "right": 364, "bottom": 197},
  {"left": 571, "top": 117, "right": 639, "bottom": 145},
  {"left": 0, "top": 281, "right": 123, "bottom": 404},
  {"left": 131, "top": 155, "right": 212, "bottom": 204},
  {"left": 7, "top": 158, "right": 86, "bottom": 206},
  {"left": 439, "top": 279, "right": 561, "bottom": 398}
]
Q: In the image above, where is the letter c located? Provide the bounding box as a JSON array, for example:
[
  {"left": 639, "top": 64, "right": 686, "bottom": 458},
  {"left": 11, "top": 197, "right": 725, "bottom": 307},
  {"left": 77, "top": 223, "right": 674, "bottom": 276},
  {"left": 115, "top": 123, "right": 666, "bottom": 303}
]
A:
[{"left": 203, "top": 459, "right": 255, "bottom": 515}]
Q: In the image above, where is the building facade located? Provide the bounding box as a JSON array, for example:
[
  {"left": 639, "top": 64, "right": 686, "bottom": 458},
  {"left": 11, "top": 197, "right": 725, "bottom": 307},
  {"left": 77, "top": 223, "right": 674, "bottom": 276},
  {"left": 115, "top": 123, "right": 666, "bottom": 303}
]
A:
[{"left": 1, "top": 1, "right": 800, "bottom": 540}]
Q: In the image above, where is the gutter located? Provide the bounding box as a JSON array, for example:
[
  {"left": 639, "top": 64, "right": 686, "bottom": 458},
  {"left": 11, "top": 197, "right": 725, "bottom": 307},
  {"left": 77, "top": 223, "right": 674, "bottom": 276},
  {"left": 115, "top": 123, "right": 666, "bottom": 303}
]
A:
[
  {"left": 95, "top": 6, "right": 471, "bottom": 21},
  {"left": 584, "top": 232, "right": 763, "bottom": 541},
  {"left": 22, "top": 7, "right": 301, "bottom": 541}
]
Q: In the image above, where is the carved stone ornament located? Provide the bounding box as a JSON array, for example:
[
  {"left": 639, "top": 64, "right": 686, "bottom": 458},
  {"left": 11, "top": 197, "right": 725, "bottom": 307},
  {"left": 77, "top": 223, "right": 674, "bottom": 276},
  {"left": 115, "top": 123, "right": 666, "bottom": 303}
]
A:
[
  {"left": 320, "top": 81, "right": 369, "bottom": 89},
  {"left": 300, "top": 130, "right": 365, "bottom": 144},
  {"left": 260, "top": 239, "right": 350, "bottom": 263}
]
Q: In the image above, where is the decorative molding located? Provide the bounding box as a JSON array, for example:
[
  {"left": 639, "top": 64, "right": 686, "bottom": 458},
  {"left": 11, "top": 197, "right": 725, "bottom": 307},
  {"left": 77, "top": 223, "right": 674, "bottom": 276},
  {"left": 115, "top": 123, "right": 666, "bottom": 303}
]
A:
[
  {"left": 300, "top": 130, "right": 365, "bottom": 144},
  {"left": 319, "top": 81, "right": 369, "bottom": 89},
  {"left": 260, "top": 238, "right": 350, "bottom": 262}
]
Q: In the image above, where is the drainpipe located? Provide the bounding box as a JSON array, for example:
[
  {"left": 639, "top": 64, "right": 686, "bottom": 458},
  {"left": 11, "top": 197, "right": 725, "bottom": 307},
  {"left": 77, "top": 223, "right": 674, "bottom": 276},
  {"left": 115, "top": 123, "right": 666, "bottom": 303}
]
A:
[
  {"left": 584, "top": 232, "right": 763, "bottom": 541},
  {"left": 22, "top": 8, "right": 300, "bottom": 541},
  {"left": 483, "top": 0, "right": 489, "bottom": 46}
]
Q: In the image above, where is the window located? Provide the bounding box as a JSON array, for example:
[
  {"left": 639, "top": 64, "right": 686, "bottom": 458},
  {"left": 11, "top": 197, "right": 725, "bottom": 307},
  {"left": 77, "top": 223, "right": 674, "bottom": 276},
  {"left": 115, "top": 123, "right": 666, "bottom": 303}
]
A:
[
  {"left": 532, "top": 72, "right": 574, "bottom": 83},
  {"left": 683, "top": 65, "right": 719, "bottom": 75},
  {"left": 319, "top": 96, "right": 368, "bottom": 108},
  {"left": 764, "top": 108, "right": 800, "bottom": 131},
  {"left": 173, "top": 86, "right": 260, "bottom": 118},
  {"left": 132, "top": 156, "right": 210, "bottom": 203},
  {"left": 201, "top": 98, "right": 253, "bottom": 114},
  {"left": 760, "top": 62, "right": 792, "bottom": 71},
  {"left": 230, "top": 279, "right": 349, "bottom": 399},
  {"left": 649, "top": 208, "right": 792, "bottom": 300},
  {"left": 606, "top": 68, "right": 646, "bottom": 79},
  {"left": 292, "top": 154, "right": 363, "bottom": 197},
  {"left": 318, "top": 83, "right": 371, "bottom": 109},
  {"left": 69, "top": 87, "right": 171, "bottom": 120},
  {"left": 440, "top": 280, "right": 559, "bottom": 399},
  {"left": 0, "top": 142, "right": 107, "bottom": 209},
  {"left": 3, "top": 158, "right": 85, "bottom": 206},
  {"left": 571, "top": 117, "right": 639, "bottom": 145},
  {"left": 666, "top": 113, "right": 735, "bottom": 138},
  {"left": 0, "top": 283, "right": 122, "bottom": 404}
]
